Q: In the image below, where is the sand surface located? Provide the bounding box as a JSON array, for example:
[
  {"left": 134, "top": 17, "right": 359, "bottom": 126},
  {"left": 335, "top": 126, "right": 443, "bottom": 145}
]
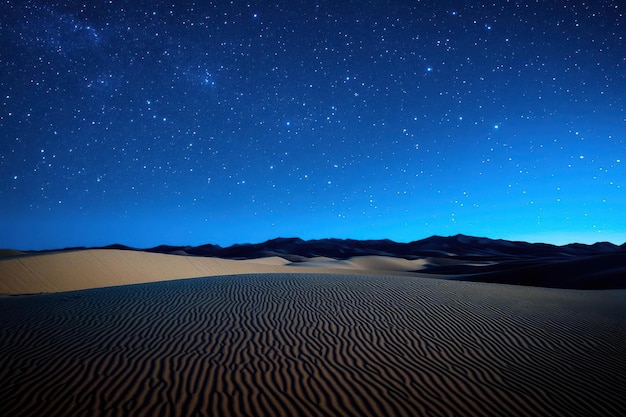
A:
[
  {"left": 1, "top": 248, "right": 625, "bottom": 416},
  {"left": 1, "top": 273, "right": 625, "bottom": 417},
  {"left": 0, "top": 249, "right": 430, "bottom": 295}
]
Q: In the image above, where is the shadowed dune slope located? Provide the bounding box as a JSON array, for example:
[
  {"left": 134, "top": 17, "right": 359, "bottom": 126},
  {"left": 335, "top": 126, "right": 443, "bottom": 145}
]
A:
[
  {"left": 1, "top": 274, "right": 625, "bottom": 417},
  {"left": 425, "top": 253, "right": 626, "bottom": 289},
  {"left": 0, "top": 249, "right": 27, "bottom": 258}
]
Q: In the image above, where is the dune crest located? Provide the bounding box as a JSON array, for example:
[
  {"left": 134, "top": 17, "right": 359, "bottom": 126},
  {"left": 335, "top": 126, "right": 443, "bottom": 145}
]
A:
[{"left": 0, "top": 249, "right": 433, "bottom": 295}]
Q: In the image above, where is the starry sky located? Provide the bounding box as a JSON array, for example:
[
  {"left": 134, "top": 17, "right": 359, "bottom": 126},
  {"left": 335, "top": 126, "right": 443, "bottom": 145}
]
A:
[{"left": 1, "top": 0, "right": 625, "bottom": 250}]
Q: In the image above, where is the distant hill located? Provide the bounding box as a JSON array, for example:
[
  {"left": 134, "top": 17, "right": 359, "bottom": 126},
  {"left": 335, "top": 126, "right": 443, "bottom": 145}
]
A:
[{"left": 133, "top": 234, "right": 624, "bottom": 260}]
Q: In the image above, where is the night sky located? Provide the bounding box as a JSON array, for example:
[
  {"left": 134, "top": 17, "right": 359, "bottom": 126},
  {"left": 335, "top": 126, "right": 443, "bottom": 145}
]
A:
[{"left": 1, "top": 0, "right": 625, "bottom": 250}]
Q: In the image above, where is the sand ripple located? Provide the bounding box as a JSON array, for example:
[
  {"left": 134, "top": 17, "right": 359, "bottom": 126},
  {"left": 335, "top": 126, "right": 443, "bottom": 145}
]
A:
[{"left": 1, "top": 274, "right": 625, "bottom": 416}]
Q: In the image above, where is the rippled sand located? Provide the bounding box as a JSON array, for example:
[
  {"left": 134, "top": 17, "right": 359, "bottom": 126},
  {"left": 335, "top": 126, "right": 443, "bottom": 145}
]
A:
[{"left": 1, "top": 274, "right": 625, "bottom": 416}]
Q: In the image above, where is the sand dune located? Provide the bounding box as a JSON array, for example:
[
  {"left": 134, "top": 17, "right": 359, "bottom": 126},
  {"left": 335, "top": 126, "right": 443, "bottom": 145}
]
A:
[
  {"left": 0, "top": 249, "right": 27, "bottom": 258},
  {"left": 4, "top": 234, "right": 626, "bottom": 293},
  {"left": 1, "top": 273, "right": 624, "bottom": 416},
  {"left": 345, "top": 255, "right": 430, "bottom": 271},
  {"left": 0, "top": 249, "right": 433, "bottom": 295},
  {"left": 286, "top": 255, "right": 429, "bottom": 270},
  {"left": 0, "top": 249, "right": 284, "bottom": 294},
  {"left": 2, "top": 238, "right": 624, "bottom": 416}
]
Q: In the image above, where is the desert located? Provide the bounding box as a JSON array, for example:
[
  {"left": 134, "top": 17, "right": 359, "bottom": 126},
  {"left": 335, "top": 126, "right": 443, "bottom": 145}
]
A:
[
  {"left": 4, "top": 0, "right": 625, "bottom": 415},
  {"left": 1, "top": 235, "right": 626, "bottom": 416}
]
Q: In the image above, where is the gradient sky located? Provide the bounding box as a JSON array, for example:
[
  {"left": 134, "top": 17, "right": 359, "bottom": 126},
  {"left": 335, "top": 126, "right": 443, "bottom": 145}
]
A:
[{"left": 1, "top": 0, "right": 625, "bottom": 250}]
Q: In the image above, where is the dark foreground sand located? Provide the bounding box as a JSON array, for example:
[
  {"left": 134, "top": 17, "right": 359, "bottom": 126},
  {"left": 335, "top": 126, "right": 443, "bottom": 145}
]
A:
[{"left": 1, "top": 273, "right": 625, "bottom": 417}]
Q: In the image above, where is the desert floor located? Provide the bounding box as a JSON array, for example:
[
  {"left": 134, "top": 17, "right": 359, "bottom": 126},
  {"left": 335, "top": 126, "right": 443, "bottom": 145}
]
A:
[{"left": 1, "top": 269, "right": 625, "bottom": 416}]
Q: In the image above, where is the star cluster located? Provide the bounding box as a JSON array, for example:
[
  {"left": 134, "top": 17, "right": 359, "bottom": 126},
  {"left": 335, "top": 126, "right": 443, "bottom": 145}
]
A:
[{"left": 1, "top": 0, "right": 625, "bottom": 249}]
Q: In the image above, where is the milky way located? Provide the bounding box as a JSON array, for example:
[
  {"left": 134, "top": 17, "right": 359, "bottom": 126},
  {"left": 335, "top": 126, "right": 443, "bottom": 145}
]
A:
[{"left": 1, "top": 0, "right": 625, "bottom": 249}]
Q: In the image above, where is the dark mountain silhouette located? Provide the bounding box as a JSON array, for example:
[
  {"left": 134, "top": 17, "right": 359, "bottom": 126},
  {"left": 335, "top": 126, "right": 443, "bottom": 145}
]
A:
[{"left": 140, "top": 234, "right": 624, "bottom": 260}]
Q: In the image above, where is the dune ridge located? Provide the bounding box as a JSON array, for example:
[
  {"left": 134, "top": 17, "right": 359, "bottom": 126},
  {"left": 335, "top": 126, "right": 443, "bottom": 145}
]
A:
[
  {"left": 0, "top": 249, "right": 435, "bottom": 295},
  {"left": 1, "top": 273, "right": 625, "bottom": 416}
]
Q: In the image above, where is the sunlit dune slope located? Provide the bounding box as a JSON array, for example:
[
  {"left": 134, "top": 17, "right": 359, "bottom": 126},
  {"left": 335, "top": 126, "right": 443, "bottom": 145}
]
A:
[{"left": 0, "top": 249, "right": 429, "bottom": 294}]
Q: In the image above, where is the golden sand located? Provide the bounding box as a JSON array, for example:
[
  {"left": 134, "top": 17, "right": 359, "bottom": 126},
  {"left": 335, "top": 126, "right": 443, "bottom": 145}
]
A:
[{"left": 0, "top": 249, "right": 431, "bottom": 295}]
